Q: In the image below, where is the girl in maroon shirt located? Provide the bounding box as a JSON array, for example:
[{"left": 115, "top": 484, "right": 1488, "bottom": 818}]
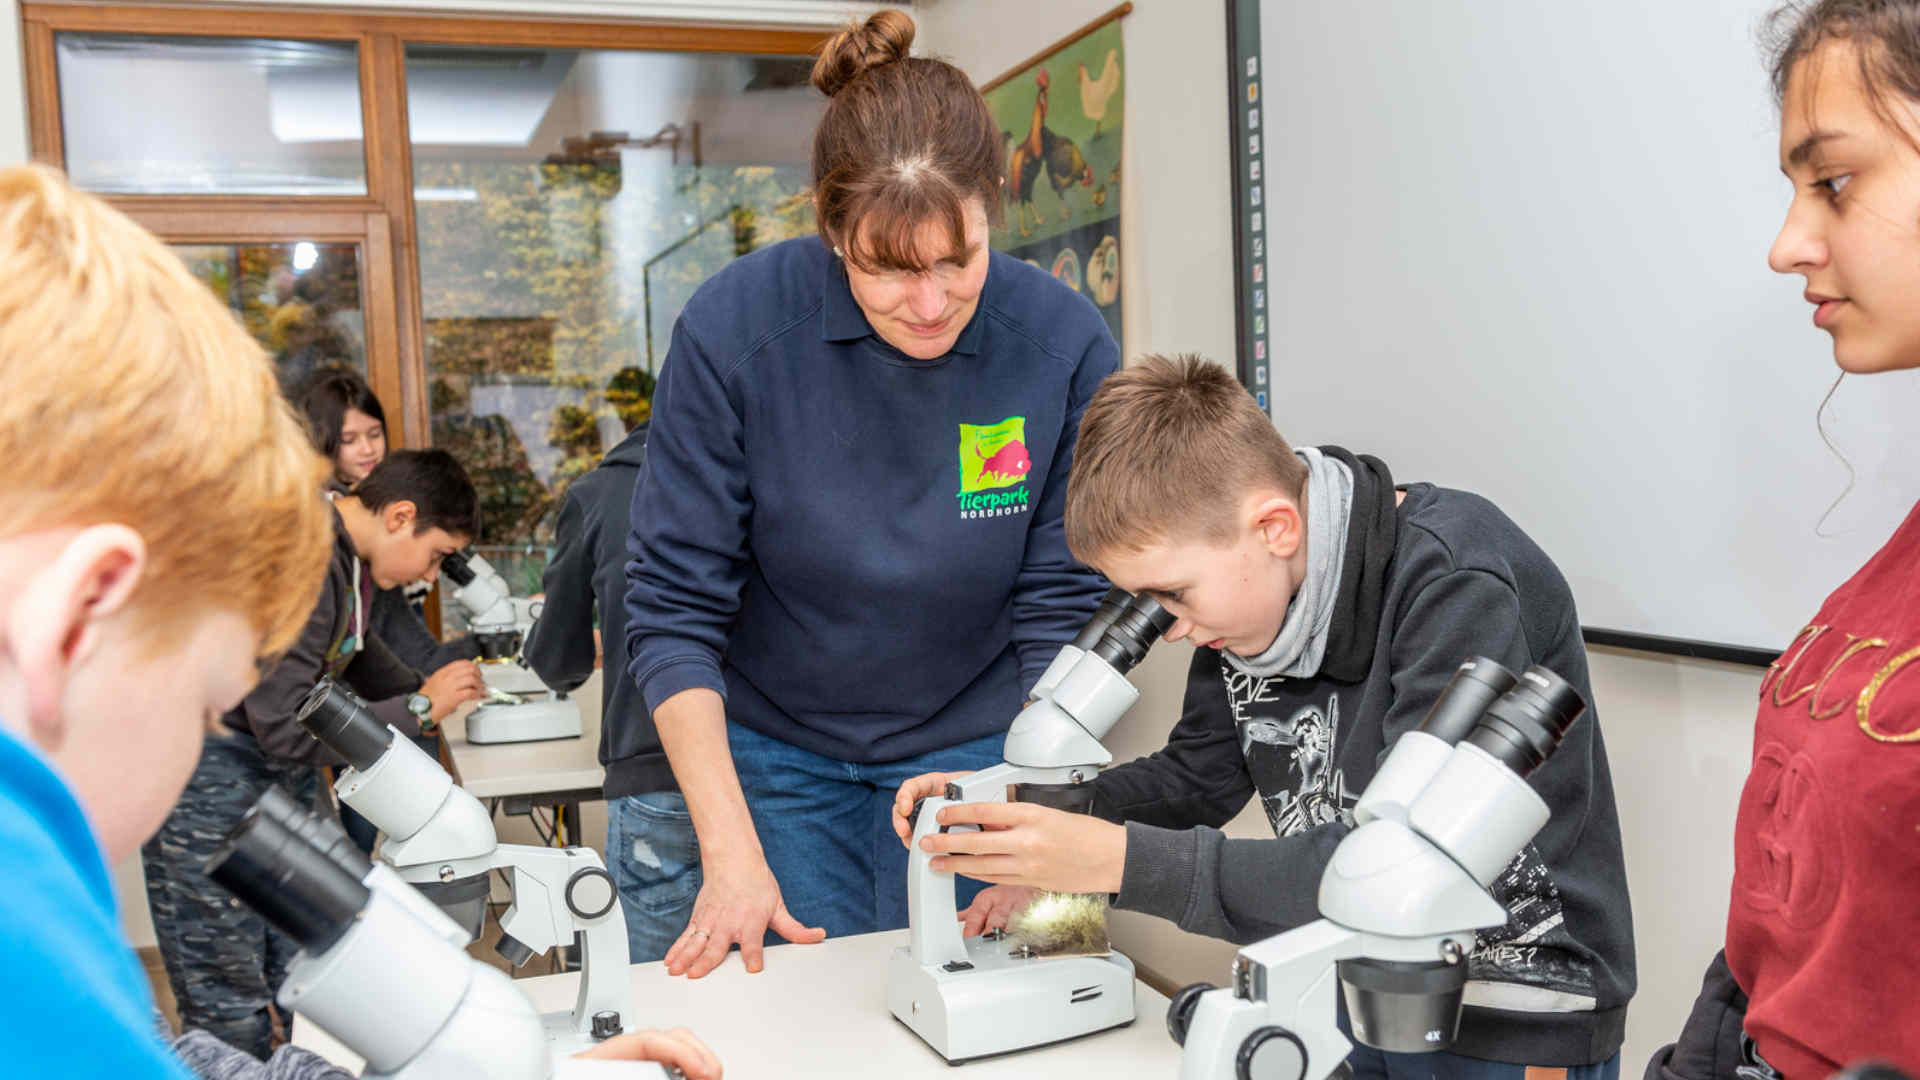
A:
[{"left": 1649, "top": 4, "right": 1920, "bottom": 1078}]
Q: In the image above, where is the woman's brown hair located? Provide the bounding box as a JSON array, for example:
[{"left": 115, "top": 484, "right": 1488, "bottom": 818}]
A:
[
  {"left": 810, "top": 9, "right": 1004, "bottom": 272},
  {"left": 1768, "top": 0, "right": 1920, "bottom": 147}
]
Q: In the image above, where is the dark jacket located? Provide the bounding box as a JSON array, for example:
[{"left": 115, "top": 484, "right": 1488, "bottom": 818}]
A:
[
  {"left": 1643, "top": 952, "right": 1748, "bottom": 1080},
  {"left": 371, "top": 585, "right": 483, "bottom": 673},
  {"left": 1096, "top": 448, "right": 1636, "bottom": 1067},
  {"left": 524, "top": 423, "right": 672, "bottom": 800},
  {"left": 224, "top": 505, "right": 422, "bottom": 763}
]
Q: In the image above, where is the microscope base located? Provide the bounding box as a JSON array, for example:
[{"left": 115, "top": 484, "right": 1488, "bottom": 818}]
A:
[
  {"left": 467, "top": 701, "right": 583, "bottom": 745},
  {"left": 887, "top": 937, "right": 1136, "bottom": 1063}
]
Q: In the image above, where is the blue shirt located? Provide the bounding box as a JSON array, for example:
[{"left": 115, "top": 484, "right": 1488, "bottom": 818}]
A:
[
  {"left": 0, "top": 723, "right": 194, "bottom": 1078},
  {"left": 624, "top": 236, "right": 1117, "bottom": 762}
]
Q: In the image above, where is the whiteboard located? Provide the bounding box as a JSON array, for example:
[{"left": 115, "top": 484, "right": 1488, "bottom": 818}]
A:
[{"left": 1255, "top": 0, "right": 1920, "bottom": 655}]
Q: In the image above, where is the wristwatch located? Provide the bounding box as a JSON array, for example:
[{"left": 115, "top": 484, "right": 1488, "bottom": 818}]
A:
[{"left": 407, "top": 692, "right": 437, "bottom": 733}]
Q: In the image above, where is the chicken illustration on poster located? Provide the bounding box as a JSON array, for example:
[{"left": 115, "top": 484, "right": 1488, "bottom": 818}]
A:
[{"left": 983, "top": 17, "right": 1125, "bottom": 350}]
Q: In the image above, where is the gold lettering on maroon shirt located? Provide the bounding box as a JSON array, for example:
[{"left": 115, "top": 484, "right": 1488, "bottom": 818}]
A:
[
  {"left": 1760, "top": 625, "right": 1826, "bottom": 707},
  {"left": 1858, "top": 645, "right": 1920, "bottom": 744},
  {"left": 1808, "top": 634, "right": 1889, "bottom": 721},
  {"left": 1760, "top": 625, "right": 1920, "bottom": 741}
]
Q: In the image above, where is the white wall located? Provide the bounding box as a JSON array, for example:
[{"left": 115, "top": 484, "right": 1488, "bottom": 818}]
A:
[{"left": 917, "top": 2, "right": 1766, "bottom": 1071}]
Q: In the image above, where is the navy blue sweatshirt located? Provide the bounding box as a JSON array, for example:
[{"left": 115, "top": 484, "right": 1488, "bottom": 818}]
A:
[{"left": 623, "top": 236, "right": 1116, "bottom": 763}]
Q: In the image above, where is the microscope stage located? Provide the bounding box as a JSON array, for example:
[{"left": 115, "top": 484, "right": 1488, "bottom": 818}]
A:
[
  {"left": 887, "top": 935, "right": 1136, "bottom": 1063},
  {"left": 466, "top": 700, "right": 583, "bottom": 745}
]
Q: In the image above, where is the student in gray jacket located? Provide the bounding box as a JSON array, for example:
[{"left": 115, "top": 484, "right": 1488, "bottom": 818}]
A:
[
  {"left": 523, "top": 419, "right": 698, "bottom": 964},
  {"left": 896, "top": 355, "right": 1635, "bottom": 1078}
]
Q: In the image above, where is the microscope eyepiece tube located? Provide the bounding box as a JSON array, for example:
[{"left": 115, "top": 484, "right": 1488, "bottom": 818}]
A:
[
  {"left": 1089, "top": 593, "right": 1177, "bottom": 674},
  {"left": 1071, "top": 587, "right": 1135, "bottom": 652},
  {"left": 296, "top": 679, "right": 394, "bottom": 773},
  {"left": 1418, "top": 658, "right": 1520, "bottom": 747},
  {"left": 1467, "top": 666, "right": 1586, "bottom": 779},
  {"left": 250, "top": 784, "right": 374, "bottom": 880},
  {"left": 206, "top": 795, "right": 372, "bottom": 954},
  {"left": 438, "top": 548, "right": 476, "bottom": 587}
]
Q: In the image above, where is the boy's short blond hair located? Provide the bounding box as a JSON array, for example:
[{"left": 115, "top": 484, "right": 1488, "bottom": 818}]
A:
[
  {"left": 1066, "top": 353, "right": 1308, "bottom": 561},
  {"left": 0, "top": 166, "right": 332, "bottom": 656}
]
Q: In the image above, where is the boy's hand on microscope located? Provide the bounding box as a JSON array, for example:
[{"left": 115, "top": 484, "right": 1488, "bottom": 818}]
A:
[
  {"left": 666, "top": 853, "right": 826, "bottom": 979},
  {"left": 420, "top": 660, "right": 486, "bottom": 722},
  {"left": 891, "top": 771, "right": 975, "bottom": 846},
  {"left": 575, "top": 1026, "right": 720, "bottom": 1079},
  {"left": 959, "top": 884, "right": 1039, "bottom": 937},
  {"left": 921, "top": 802, "right": 1126, "bottom": 895}
]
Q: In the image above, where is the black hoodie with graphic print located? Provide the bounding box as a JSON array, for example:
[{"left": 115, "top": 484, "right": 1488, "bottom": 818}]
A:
[{"left": 1093, "top": 447, "right": 1636, "bottom": 1066}]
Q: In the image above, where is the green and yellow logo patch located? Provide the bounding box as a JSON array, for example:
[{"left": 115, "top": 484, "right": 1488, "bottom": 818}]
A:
[
  {"left": 958, "top": 417, "right": 1032, "bottom": 493},
  {"left": 957, "top": 417, "right": 1034, "bottom": 519}
]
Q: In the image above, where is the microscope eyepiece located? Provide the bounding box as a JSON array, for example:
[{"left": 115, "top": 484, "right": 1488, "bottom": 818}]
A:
[
  {"left": 439, "top": 548, "right": 476, "bottom": 587},
  {"left": 1467, "top": 666, "right": 1585, "bottom": 779},
  {"left": 1418, "top": 657, "right": 1520, "bottom": 747},
  {"left": 206, "top": 792, "right": 372, "bottom": 954},
  {"left": 1089, "top": 593, "right": 1178, "bottom": 674},
  {"left": 253, "top": 785, "right": 373, "bottom": 879},
  {"left": 1071, "top": 587, "right": 1134, "bottom": 652},
  {"left": 296, "top": 679, "right": 394, "bottom": 773}
]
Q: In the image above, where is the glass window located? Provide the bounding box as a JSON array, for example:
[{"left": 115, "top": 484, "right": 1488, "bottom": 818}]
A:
[
  {"left": 172, "top": 242, "right": 367, "bottom": 393},
  {"left": 408, "top": 44, "right": 822, "bottom": 584},
  {"left": 59, "top": 34, "right": 367, "bottom": 195}
]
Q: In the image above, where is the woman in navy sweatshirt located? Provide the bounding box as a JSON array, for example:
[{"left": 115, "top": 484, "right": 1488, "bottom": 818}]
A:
[{"left": 622, "top": 9, "right": 1117, "bottom": 978}]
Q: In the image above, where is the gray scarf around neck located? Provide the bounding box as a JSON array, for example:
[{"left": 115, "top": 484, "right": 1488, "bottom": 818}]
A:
[{"left": 1222, "top": 446, "right": 1354, "bottom": 680}]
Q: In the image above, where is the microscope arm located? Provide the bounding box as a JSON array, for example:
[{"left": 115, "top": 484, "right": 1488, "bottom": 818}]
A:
[{"left": 489, "top": 843, "right": 633, "bottom": 1041}]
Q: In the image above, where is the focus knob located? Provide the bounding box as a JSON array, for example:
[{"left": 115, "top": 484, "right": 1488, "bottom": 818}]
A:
[
  {"left": 565, "top": 866, "right": 617, "bottom": 920},
  {"left": 1165, "top": 982, "right": 1214, "bottom": 1046},
  {"left": 1238, "top": 1026, "right": 1308, "bottom": 1080}
]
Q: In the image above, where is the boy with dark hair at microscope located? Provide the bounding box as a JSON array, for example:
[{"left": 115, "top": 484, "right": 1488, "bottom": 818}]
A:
[
  {"left": 143, "top": 449, "right": 494, "bottom": 1061},
  {"left": 894, "top": 354, "right": 1636, "bottom": 1079}
]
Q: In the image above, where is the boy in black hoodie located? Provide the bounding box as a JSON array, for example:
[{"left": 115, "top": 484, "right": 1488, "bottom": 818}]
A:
[
  {"left": 142, "top": 450, "right": 488, "bottom": 1059},
  {"left": 522, "top": 418, "right": 695, "bottom": 965},
  {"left": 894, "top": 355, "right": 1635, "bottom": 1077}
]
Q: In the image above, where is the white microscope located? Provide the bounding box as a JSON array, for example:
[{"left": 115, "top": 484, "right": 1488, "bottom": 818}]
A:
[
  {"left": 439, "top": 549, "right": 582, "bottom": 744},
  {"left": 296, "top": 678, "right": 631, "bottom": 1062},
  {"left": 891, "top": 588, "right": 1176, "bottom": 1063},
  {"left": 1166, "top": 657, "right": 1587, "bottom": 1080},
  {"left": 206, "top": 786, "right": 668, "bottom": 1079}
]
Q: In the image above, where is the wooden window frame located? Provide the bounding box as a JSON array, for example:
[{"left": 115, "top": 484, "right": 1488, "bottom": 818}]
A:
[{"left": 20, "top": 2, "right": 826, "bottom": 448}]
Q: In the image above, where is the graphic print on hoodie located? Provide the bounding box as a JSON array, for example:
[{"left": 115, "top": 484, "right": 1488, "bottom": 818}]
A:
[{"left": 1224, "top": 671, "right": 1600, "bottom": 1011}]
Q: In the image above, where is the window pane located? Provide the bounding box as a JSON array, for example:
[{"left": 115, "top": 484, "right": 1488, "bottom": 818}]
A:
[
  {"left": 409, "top": 45, "right": 821, "bottom": 574},
  {"left": 171, "top": 242, "right": 367, "bottom": 393},
  {"left": 59, "top": 34, "right": 367, "bottom": 195}
]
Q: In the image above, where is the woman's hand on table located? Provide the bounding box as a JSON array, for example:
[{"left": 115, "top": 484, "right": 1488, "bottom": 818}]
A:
[{"left": 663, "top": 850, "right": 825, "bottom": 979}]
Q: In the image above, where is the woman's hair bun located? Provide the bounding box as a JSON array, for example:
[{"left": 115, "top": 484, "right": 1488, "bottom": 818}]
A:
[{"left": 811, "top": 9, "right": 916, "bottom": 97}]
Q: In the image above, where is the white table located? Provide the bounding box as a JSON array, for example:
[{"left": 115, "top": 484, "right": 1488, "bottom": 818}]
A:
[
  {"left": 293, "top": 930, "right": 1182, "bottom": 1077},
  {"left": 443, "top": 669, "right": 606, "bottom": 801}
]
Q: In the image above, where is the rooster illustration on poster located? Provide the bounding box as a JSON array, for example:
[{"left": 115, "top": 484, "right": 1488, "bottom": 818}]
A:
[{"left": 984, "top": 17, "right": 1126, "bottom": 351}]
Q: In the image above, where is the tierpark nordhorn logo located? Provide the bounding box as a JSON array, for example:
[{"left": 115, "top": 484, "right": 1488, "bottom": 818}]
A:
[{"left": 956, "top": 417, "right": 1034, "bottom": 520}]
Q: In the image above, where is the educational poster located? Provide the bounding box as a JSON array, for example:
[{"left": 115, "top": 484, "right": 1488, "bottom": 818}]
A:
[{"left": 982, "top": 18, "right": 1124, "bottom": 350}]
